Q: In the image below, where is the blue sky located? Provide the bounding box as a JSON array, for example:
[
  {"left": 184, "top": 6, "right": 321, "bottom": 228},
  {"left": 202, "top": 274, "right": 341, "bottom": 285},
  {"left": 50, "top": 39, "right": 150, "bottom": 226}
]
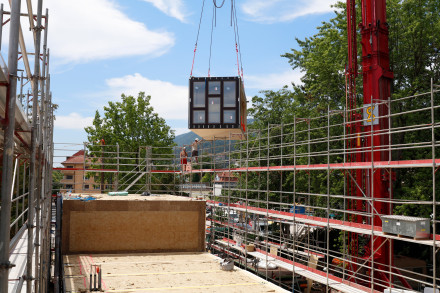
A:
[{"left": 42, "top": 0, "right": 339, "bottom": 146}]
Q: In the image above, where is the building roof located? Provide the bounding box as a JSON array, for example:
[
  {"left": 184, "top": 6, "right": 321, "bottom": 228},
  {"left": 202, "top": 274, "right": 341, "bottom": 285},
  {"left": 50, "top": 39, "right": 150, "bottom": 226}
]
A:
[
  {"left": 61, "top": 150, "right": 95, "bottom": 165},
  {"left": 215, "top": 171, "right": 238, "bottom": 182},
  {"left": 217, "top": 171, "right": 237, "bottom": 178}
]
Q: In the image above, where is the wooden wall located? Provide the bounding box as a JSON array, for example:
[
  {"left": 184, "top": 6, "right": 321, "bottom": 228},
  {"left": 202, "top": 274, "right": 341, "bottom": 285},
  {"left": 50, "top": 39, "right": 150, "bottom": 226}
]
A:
[{"left": 62, "top": 200, "right": 206, "bottom": 254}]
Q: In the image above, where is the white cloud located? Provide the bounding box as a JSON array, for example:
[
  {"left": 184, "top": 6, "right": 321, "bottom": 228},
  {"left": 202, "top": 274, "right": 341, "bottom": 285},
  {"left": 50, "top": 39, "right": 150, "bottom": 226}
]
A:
[
  {"left": 55, "top": 113, "right": 94, "bottom": 130},
  {"left": 45, "top": 0, "right": 174, "bottom": 63},
  {"left": 245, "top": 69, "right": 303, "bottom": 90},
  {"left": 241, "top": 0, "right": 338, "bottom": 23},
  {"left": 105, "top": 73, "right": 188, "bottom": 120},
  {"left": 142, "top": 0, "right": 188, "bottom": 22}
]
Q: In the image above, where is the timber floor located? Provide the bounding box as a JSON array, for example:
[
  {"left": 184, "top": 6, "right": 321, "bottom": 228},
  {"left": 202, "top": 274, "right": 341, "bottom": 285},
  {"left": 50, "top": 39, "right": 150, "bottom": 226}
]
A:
[{"left": 63, "top": 252, "right": 288, "bottom": 293}]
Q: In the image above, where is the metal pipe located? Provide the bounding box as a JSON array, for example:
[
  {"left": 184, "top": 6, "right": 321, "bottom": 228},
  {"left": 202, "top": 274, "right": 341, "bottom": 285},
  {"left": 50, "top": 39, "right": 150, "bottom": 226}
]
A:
[
  {"left": 98, "top": 265, "right": 102, "bottom": 290},
  {"left": 0, "top": 3, "right": 3, "bottom": 51},
  {"left": 54, "top": 153, "right": 61, "bottom": 292},
  {"left": 22, "top": 161, "right": 26, "bottom": 228},
  {"left": 26, "top": 89, "right": 29, "bottom": 118},
  {"left": 116, "top": 143, "right": 119, "bottom": 190},
  {"left": 0, "top": 0, "right": 21, "bottom": 291},
  {"left": 12, "top": 157, "right": 19, "bottom": 235},
  {"left": 89, "top": 265, "right": 92, "bottom": 291},
  {"left": 326, "top": 106, "right": 330, "bottom": 291},
  {"left": 19, "top": 70, "right": 24, "bottom": 107},
  {"left": 431, "top": 78, "right": 437, "bottom": 292},
  {"left": 31, "top": 1, "right": 43, "bottom": 291}
]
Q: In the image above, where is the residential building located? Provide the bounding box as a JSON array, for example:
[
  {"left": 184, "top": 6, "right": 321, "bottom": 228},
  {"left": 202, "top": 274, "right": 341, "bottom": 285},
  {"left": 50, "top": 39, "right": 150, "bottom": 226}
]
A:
[
  {"left": 59, "top": 150, "right": 107, "bottom": 194},
  {"left": 214, "top": 171, "right": 238, "bottom": 188}
]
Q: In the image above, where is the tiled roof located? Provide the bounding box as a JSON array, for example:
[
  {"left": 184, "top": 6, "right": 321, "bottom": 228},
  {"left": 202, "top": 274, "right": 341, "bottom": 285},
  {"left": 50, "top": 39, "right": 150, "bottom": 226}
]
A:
[
  {"left": 217, "top": 171, "right": 237, "bottom": 178},
  {"left": 61, "top": 150, "right": 84, "bottom": 164},
  {"left": 61, "top": 150, "right": 94, "bottom": 165},
  {"left": 215, "top": 171, "right": 238, "bottom": 182}
]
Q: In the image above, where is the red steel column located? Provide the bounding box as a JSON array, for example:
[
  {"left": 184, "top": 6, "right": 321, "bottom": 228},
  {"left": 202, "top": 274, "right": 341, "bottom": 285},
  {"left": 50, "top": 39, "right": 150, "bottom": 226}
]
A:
[{"left": 360, "top": 0, "right": 393, "bottom": 287}]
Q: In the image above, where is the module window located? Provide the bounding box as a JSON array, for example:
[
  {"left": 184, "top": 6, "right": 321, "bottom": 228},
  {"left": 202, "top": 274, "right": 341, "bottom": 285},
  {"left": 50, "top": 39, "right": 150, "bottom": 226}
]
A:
[
  {"left": 193, "top": 82, "right": 205, "bottom": 107},
  {"left": 193, "top": 110, "right": 206, "bottom": 124},
  {"left": 208, "top": 98, "right": 221, "bottom": 123}
]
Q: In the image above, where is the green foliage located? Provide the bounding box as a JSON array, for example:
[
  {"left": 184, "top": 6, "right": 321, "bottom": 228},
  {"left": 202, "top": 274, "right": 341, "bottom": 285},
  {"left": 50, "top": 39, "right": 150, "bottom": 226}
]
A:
[
  {"left": 388, "top": 0, "right": 440, "bottom": 92},
  {"left": 85, "top": 92, "right": 175, "bottom": 149},
  {"left": 201, "top": 173, "right": 213, "bottom": 183},
  {"left": 239, "top": 0, "right": 440, "bottom": 258},
  {"left": 282, "top": 2, "right": 351, "bottom": 110},
  {"left": 385, "top": 0, "right": 440, "bottom": 217},
  {"left": 52, "top": 170, "right": 63, "bottom": 193},
  {"left": 84, "top": 92, "right": 176, "bottom": 193},
  {"left": 246, "top": 0, "right": 440, "bottom": 217}
]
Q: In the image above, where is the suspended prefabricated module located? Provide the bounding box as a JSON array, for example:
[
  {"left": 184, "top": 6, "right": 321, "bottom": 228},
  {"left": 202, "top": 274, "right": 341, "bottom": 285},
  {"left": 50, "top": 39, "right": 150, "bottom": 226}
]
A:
[{"left": 189, "top": 76, "right": 247, "bottom": 140}]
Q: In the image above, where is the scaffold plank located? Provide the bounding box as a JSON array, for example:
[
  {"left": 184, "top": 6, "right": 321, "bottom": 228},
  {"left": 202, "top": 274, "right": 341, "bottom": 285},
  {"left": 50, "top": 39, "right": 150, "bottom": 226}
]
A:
[
  {"left": 193, "top": 158, "right": 440, "bottom": 173},
  {"left": 8, "top": 222, "right": 36, "bottom": 293},
  {"left": 214, "top": 239, "right": 380, "bottom": 293},
  {"left": 208, "top": 200, "right": 440, "bottom": 247},
  {"left": 53, "top": 158, "right": 440, "bottom": 175}
]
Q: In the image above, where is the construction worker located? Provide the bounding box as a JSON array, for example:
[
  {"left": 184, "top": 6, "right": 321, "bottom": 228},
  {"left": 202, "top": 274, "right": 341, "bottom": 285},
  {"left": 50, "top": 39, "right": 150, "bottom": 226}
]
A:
[
  {"left": 180, "top": 147, "right": 188, "bottom": 172},
  {"left": 191, "top": 138, "right": 203, "bottom": 163}
]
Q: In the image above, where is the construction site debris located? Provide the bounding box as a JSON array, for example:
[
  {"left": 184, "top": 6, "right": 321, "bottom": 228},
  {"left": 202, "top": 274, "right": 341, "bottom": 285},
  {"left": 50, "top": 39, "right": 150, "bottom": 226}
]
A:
[
  {"left": 108, "top": 191, "right": 129, "bottom": 196},
  {"left": 220, "top": 258, "right": 234, "bottom": 271}
]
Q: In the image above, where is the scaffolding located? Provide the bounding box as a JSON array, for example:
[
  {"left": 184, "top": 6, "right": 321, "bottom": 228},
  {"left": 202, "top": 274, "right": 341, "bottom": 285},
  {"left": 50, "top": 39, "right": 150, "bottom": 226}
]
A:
[
  {"left": 51, "top": 80, "right": 440, "bottom": 292},
  {"left": 0, "top": 0, "right": 54, "bottom": 292},
  {"left": 204, "top": 81, "right": 440, "bottom": 292}
]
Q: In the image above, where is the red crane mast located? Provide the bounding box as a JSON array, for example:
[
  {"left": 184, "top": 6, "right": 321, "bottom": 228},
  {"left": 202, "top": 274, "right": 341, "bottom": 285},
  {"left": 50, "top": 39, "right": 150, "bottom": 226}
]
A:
[
  {"left": 360, "top": 0, "right": 394, "bottom": 287},
  {"left": 347, "top": 0, "right": 395, "bottom": 288}
]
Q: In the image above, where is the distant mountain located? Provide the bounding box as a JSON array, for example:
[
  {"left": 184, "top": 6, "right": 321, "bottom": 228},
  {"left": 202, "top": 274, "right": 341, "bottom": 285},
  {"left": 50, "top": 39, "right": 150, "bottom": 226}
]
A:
[{"left": 174, "top": 131, "right": 201, "bottom": 146}]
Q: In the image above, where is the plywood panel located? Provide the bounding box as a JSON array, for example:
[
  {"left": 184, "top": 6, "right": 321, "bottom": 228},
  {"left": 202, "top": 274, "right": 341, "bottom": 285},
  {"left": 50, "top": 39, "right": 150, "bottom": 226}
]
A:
[
  {"left": 62, "top": 199, "right": 205, "bottom": 254},
  {"left": 190, "top": 128, "right": 246, "bottom": 141},
  {"left": 63, "top": 253, "right": 288, "bottom": 293}
]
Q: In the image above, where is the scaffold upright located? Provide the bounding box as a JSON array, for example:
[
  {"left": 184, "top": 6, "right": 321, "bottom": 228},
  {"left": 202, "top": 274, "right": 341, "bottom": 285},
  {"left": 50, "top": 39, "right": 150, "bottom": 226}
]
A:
[{"left": 0, "top": 0, "right": 54, "bottom": 292}]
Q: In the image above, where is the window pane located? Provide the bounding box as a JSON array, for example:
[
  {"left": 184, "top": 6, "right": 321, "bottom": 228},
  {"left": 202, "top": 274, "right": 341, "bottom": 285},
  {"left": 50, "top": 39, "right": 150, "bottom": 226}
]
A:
[
  {"left": 208, "top": 98, "right": 220, "bottom": 123},
  {"left": 223, "top": 81, "right": 236, "bottom": 107},
  {"left": 193, "top": 82, "right": 205, "bottom": 107},
  {"left": 193, "top": 110, "right": 205, "bottom": 124},
  {"left": 224, "top": 110, "right": 236, "bottom": 124},
  {"left": 209, "top": 81, "right": 221, "bottom": 95}
]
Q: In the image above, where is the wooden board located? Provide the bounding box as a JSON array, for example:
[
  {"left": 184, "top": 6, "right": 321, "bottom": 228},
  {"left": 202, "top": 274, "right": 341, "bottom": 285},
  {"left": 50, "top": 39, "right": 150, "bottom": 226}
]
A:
[
  {"left": 62, "top": 199, "right": 206, "bottom": 254},
  {"left": 190, "top": 128, "right": 246, "bottom": 141}
]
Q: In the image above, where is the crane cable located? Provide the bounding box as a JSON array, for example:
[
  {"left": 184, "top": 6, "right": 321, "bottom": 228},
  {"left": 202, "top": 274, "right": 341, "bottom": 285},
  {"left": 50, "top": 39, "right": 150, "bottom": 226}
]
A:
[
  {"left": 208, "top": 4, "right": 215, "bottom": 77},
  {"left": 231, "top": 0, "right": 244, "bottom": 79},
  {"left": 190, "top": 0, "right": 206, "bottom": 76},
  {"left": 213, "top": 0, "right": 226, "bottom": 8},
  {"left": 191, "top": 0, "right": 244, "bottom": 79}
]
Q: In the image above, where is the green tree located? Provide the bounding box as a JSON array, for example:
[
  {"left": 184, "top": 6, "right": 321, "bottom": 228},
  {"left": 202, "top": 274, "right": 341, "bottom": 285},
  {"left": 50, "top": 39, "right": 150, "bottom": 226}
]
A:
[
  {"left": 273, "top": 0, "right": 440, "bottom": 218},
  {"left": 84, "top": 92, "right": 176, "bottom": 193},
  {"left": 282, "top": 1, "right": 350, "bottom": 110},
  {"left": 85, "top": 92, "right": 175, "bottom": 149},
  {"left": 52, "top": 170, "right": 63, "bottom": 193},
  {"left": 240, "top": 0, "right": 440, "bottom": 259}
]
